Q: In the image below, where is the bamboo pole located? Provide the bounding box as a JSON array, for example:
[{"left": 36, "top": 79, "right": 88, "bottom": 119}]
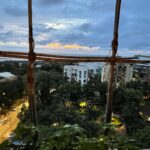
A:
[
  {"left": 0, "top": 51, "right": 150, "bottom": 63},
  {"left": 104, "top": 0, "right": 122, "bottom": 125},
  {"left": 0, "top": 50, "right": 138, "bottom": 59},
  {"left": 27, "top": 0, "right": 37, "bottom": 126}
]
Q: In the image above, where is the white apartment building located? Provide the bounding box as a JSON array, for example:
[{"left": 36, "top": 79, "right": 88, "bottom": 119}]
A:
[
  {"left": 64, "top": 63, "right": 101, "bottom": 85},
  {"left": 101, "top": 63, "right": 133, "bottom": 85}
]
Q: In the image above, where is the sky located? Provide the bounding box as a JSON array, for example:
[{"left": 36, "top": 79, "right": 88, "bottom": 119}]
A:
[{"left": 0, "top": 0, "right": 150, "bottom": 56}]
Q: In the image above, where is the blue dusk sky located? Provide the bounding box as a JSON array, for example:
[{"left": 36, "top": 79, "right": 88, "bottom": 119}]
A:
[{"left": 0, "top": 0, "right": 150, "bottom": 56}]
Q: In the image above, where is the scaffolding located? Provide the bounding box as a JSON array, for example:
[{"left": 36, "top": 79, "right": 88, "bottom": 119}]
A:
[{"left": 0, "top": 0, "right": 149, "bottom": 126}]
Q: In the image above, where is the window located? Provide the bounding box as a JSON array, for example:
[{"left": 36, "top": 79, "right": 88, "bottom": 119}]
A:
[{"left": 84, "top": 71, "right": 86, "bottom": 78}]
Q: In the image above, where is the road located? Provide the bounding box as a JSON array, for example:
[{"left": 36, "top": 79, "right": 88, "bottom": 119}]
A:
[{"left": 0, "top": 101, "right": 29, "bottom": 144}]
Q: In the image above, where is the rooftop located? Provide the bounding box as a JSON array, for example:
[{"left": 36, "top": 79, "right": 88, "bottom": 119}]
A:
[{"left": 0, "top": 72, "right": 15, "bottom": 78}]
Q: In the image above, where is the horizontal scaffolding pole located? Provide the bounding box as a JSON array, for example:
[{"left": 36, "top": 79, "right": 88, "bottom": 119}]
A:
[
  {"left": 0, "top": 50, "right": 150, "bottom": 63},
  {"left": 0, "top": 50, "right": 138, "bottom": 59}
]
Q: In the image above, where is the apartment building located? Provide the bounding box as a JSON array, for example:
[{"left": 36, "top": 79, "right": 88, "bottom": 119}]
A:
[
  {"left": 64, "top": 63, "right": 101, "bottom": 85},
  {"left": 101, "top": 63, "right": 133, "bottom": 85}
]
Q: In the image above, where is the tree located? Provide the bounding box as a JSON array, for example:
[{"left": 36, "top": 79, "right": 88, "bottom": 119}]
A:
[
  {"left": 59, "top": 81, "right": 82, "bottom": 102},
  {"left": 83, "top": 75, "right": 107, "bottom": 106},
  {"left": 40, "top": 62, "right": 63, "bottom": 73},
  {"left": 35, "top": 70, "right": 64, "bottom": 104},
  {"left": 126, "top": 80, "right": 150, "bottom": 97},
  {"left": 113, "top": 87, "right": 146, "bottom": 134},
  {"left": 135, "top": 126, "right": 150, "bottom": 148},
  {"left": 0, "top": 78, "right": 24, "bottom": 109}
]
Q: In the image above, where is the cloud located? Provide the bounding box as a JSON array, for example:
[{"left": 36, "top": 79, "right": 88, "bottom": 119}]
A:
[
  {"left": 45, "top": 19, "right": 90, "bottom": 30},
  {"left": 34, "top": 20, "right": 93, "bottom": 46},
  {"left": 37, "top": 0, "right": 64, "bottom": 6},
  {"left": 0, "top": 24, "right": 28, "bottom": 44},
  {"left": 0, "top": 25, "right": 3, "bottom": 29},
  {"left": 80, "top": 23, "right": 93, "bottom": 31},
  {"left": 0, "top": 31, "right": 14, "bottom": 41},
  {"left": 0, "top": 0, "right": 150, "bottom": 56},
  {"left": 3, "top": 6, "right": 26, "bottom": 17},
  {"left": 0, "top": 41, "right": 28, "bottom": 48},
  {"left": 46, "top": 42, "right": 100, "bottom": 51},
  {"left": 129, "top": 50, "right": 144, "bottom": 54},
  {"left": 89, "top": 0, "right": 115, "bottom": 12},
  {"left": 34, "top": 23, "right": 55, "bottom": 35},
  {"left": 35, "top": 33, "right": 49, "bottom": 43}
]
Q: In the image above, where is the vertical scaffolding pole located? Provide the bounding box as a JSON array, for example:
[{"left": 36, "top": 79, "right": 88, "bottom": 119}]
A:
[
  {"left": 27, "top": 0, "right": 37, "bottom": 126},
  {"left": 105, "top": 0, "right": 121, "bottom": 123}
]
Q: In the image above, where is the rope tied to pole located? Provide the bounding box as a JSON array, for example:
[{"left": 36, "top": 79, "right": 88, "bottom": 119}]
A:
[{"left": 112, "top": 32, "right": 118, "bottom": 55}]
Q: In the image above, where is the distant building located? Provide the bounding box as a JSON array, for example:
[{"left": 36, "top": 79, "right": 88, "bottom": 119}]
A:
[
  {"left": 133, "top": 64, "right": 150, "bottom": 83},
  {"left": 101, "top": 63, "right": 133, "bottom": 86},
  {"left": 64, "top": 63, "right": 102, "bottom": 85},
  {"left": 0, "top": 72, "right": 16, "bottom": 82},
  {"left": 35, "top": 64, "right": 42, "bottom": 68}
]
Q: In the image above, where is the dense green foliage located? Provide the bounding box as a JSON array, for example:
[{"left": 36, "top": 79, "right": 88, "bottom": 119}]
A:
[
  {"left": 0, "top": 62, "right": 150, "bottom": 149},
  {"left": 134, "top": 126, "right": 150, "bottom": 148},
  {"left": 0, "top": 61, "right": 27, "bottom": 113},
  {"left": 113, "top": 88, "right": 144, "bottom": 134},
  {"left": 0, "top": 77, "right": 24, "bottom": 110},
  {"left": 9, "top": 124, "right": 140, "bottom": 150},
  {"left": 18, "top": 62, "right": 149, "bottom": 148},
  {"left": 0, "top": 61, "right": 27, "bottom": 76}
]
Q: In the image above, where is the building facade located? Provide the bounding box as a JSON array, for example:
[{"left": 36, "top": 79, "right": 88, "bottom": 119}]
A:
[
  {"left": 64, "top": 63, "right": 101, "bottom": 85},
  {"left": 101, "top": 63, "right": 133, "bottom": 85}
]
